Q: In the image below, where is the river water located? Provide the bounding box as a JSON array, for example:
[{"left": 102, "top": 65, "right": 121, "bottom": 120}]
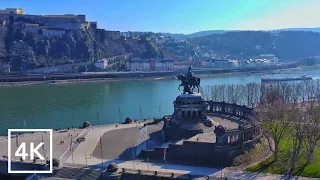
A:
[{"left": 0, "top": 68, "right": 320, "bottom": 135}]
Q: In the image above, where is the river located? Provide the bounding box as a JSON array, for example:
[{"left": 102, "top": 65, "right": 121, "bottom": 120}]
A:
[{"left": 0, "top": 68, "right": 320, "bottom": 135}]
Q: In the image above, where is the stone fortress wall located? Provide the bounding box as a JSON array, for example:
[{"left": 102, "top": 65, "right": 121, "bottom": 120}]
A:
[
  {"left": 0, "top": 8, "right": 119, "bottom": 39},
  {"left": 0, "top": 13, "right": 90, "bottom": 29},
  {"left": 141, "top": 101, "right": 262, "bottom": 166}
]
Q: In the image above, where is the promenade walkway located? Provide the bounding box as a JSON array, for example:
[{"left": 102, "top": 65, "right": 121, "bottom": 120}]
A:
[{"left": 64, "top": 121, "right": 318, "bottom": 180}]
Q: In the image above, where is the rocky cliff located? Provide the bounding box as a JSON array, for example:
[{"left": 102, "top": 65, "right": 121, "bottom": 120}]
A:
[{"left": 0, "top": 23, "right": 163, "bottom": 71}]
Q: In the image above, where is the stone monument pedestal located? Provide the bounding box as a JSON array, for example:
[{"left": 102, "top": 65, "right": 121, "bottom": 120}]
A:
[{"left": 164, "top": 92, "right": 213, "bottom": 141}]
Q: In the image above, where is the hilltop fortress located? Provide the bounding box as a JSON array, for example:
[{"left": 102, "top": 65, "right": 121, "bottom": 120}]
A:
[
  {"left": 0, "top": 8, "right": 119, "bottom": 39},
  {"left": 0, "top": 8, "right": 163, "bottom": 71}
]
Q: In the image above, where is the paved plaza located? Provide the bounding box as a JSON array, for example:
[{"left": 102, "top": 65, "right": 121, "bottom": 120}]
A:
[
  {"left": 0, "top": 128, "right": 82, "bottom": 162},
  {"left": 0, "top": 121, "right": 318, "bottom": 179}
]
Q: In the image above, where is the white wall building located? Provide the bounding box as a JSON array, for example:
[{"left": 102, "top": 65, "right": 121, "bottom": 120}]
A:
[
  {"left": 126, "top": 59, "right": 174, "bottom": 71},
  {"left": 42, "top": 29, "right": 66, "bottom": 37},
  {"left": 95, "top": 59, "right": 108, "bottom": 69},
  {"left": 155, "top": 61, "right": 163, "bottom": 70},
  {"left": 24, "top": 23, "right": 39, "bottom": 34}
]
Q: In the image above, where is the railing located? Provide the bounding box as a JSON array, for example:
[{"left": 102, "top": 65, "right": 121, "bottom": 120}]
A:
[{"left": 119, "top": 168, "right": 207, "bottom": 179}]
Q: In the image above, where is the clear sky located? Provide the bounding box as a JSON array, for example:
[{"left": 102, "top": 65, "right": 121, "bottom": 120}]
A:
[{"left": 2, "top": 0, "right": 320, "bottom": 34}]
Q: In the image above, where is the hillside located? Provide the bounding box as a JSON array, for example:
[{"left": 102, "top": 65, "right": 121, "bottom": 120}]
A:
[
  {"left": 186, "top": 31, "right": 320, "bottom": 60},
  {"left": 272, "top": 27, "right": 320, "bottom": 33},
  {"left": 162, "top": 30, "right": 231, "bottom": 40},
  {"left": 161, "top": 27, "right": 320, "bottom": 40},
  {"left": 0, "top": 24, "right": 163, "bottom": 71}
]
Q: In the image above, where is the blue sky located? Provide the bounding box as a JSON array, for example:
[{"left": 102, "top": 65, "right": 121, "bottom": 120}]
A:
[{"left": 2, "top": 0, "right": 319, "bottom": 34}]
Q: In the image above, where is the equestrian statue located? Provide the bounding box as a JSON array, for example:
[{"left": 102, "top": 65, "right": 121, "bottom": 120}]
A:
[{"left": 177, "top": 66, "right": 201, "bottom": 94}]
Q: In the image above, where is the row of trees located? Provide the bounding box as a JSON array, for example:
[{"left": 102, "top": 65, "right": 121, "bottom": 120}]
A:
[
  {"left": 201, "top": 80, "right": 320, "bottom": 176},
  {"left": 258, "top": 99, "right": 320, "bottom": 176},
  {"left": 200, "top": 79, "right": 320, "bottom": 108}
]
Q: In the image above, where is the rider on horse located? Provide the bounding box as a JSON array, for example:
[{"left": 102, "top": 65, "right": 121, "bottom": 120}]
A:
[{"left": 177, "top": 66, "right": 200, "bottom": 94}]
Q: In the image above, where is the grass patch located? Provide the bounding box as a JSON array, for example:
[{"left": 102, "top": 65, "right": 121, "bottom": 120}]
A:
[{"left": 247, "top": 139, "right": 320, "bottom": 178}]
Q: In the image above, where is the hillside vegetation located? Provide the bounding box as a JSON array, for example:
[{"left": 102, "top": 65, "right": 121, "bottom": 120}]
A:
[
  {"left": 188, "top": 31, "right": 320, "bottom": 60},
  {"left": 0, "top": 24, "right": 163, "bottom": 71}
]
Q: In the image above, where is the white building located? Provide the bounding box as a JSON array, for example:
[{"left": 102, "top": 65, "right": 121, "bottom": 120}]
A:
[
  {"left": 155, "top": 61, "right": 164, "bottom": 70},
  {"left": 24, "top": 23, "right": 39, "bottom": 34},
  {"left": 208, "top": 59, "right": 232, "bottom": 69},
  {"left": 42, "top": 29, "right": 66, "bottom": 37},
  {"left": 95, "top": 59, "right": 108, "bottom": 69},
  {"left": 203, "top": 52, "right": 210, "bottom": 58},
  {"left": 142, "top": 62, "right": 150, "bottom": 71},
  {"left": 126, "top": 59, "right": 174, "bottom": 71},
  {"left": 162, "top": 60, "right": 174, "bottom": 70}
]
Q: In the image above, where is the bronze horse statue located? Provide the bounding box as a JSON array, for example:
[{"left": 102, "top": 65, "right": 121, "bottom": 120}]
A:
[{"left": 177, "top": 74, "right": 201, "bottom": 94}]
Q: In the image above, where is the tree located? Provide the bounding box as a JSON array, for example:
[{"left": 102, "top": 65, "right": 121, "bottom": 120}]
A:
[
  {"left": 286, "top": 103, "right": 305, "bottom": 176},
  {"left": 304, "top": 101, "right": 320, "bottom": 165},
  {"left": 256, "top": 100, "right": 291, "bottom": 162}
]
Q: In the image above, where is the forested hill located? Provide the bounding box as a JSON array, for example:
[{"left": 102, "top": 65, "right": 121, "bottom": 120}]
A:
[
  {"left": 188, "top": 31, "right": 320, "bottom": 60},
  {"left": 0, "top": 23, "right": 163, "bottom": 71}
]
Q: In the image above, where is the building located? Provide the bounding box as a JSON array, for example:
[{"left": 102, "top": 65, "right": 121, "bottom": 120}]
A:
[
  {"left": 0, "top": 8, "right": 24, "bottom": 15},
  {"left": 0, "top": 9, "right": 97, "bottom": 31},
  {"left": 162, "top": 60, "right": 174, "bottom": 70},
  {"left": 95, "top": 59, "right": 108, "bottom": 69},
  {"left": 126, "top": 59, "right": 149, "bottom": 71},
  {"left": 211, "top": 59, "right": 232, "bottom": 69},
  {"left": 105, "top": 31, "right": 120, "bottom": 40},
  {"left": 0, "top": 18, "right": 5, "bottom": 25},
  {"left": 0, "top": 64, "right": 11, "bottom": 73},
  {"left": 155, "top": 61, "right": 164, "bottom": 70},
  {"left": 24, "top": 23, "right": 39, "bottom": 34},
  {"left": 42, "top": 29, "right": 66, "bottom": 37},
  {"left": 125, "top": 59, "right": 174, "bottom": 71},
  {"left": 89, "top": 21, "right": 98, "bottom": 29},
  {"left": 203, "top": 52, "right": 210, "bottom": 58}
]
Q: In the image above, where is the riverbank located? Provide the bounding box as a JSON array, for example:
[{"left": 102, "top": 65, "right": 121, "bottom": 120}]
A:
[
  {"left": 0, "top": 76, "right": 171, "bottom": 87},
  {"left": 1, "top": 65, "right": 320, "bottom": 87},
  {"left": 197, "top": 65, "right": 320, "bottom": 79}
]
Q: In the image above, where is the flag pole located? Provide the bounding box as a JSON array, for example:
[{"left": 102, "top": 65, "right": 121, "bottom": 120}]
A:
[
  {"left": 140, "top": 105, "right": 142, "bottom": 120},
  {"left": 118, "top": 107, "right": 122, "bottom": 123},
  {"left": 96, "top": 111, "right": 99, "bottom": 121},
  {"left": 100, "top": 135, "right": 103, "bottom": 167},
  {"left": 42, "top": 134, "right": 46, "bottom": 161},
  {"left": 71, "top": 136, "right": 74, "bottom": 164},
  {"left": 85, "top": 152, "right": 87, "bottom": 166},
  {"left": 132, "top": 143, "right": 135, "bottom": 170},
  {"left": 16, "top": 134, "right": 19, "bottom": 147},
  {"left": 145, "top": 126, "right": 148, "bottom": 150},
  {"left": 165, "top": 159, "right": 168, "bottom": 172},
  {"left": 163, "top": 147, "right": 167, "bottom": 172}
]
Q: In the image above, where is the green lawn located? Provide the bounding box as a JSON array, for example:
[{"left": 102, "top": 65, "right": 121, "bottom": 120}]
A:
[{"left": 247, "top": 139, "right": 320, "bottom": 178}]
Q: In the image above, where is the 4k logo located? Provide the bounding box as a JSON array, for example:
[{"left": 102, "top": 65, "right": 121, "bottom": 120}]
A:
[
  {"left": 8, "top": 129, "right": 53, "bottom": 173},
  {"left": 15, "top": 142, "right": 45, "bottom": 160}
]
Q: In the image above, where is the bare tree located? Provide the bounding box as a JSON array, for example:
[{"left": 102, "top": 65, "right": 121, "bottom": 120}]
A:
[
  {"left": 256, "top": 100, "right": 292, "bottom": 162},
  {"left": 304, "top": 101, "right": 320, "bottom": 165},
  {"left": 286, "top": 102, "right": 305, "bottom": 176}
]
